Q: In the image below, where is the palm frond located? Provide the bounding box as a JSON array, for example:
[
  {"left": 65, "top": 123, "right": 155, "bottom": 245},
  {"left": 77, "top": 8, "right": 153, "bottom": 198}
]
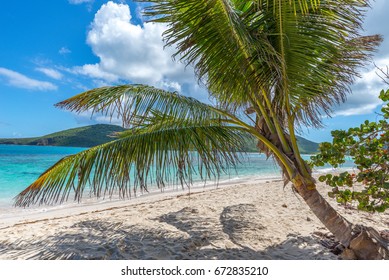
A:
[
  {"left": 277, "top": 0, "right": 381, "bottom": 127},
  {"left": 55, "top": 84, "right": 227, "bottom": 127},
  {"left": 140, "top": 0, "right": 281, "bottom": 111},
  {"left": 17, "top": 84, "right": 267, "bottom": 207},
  {"left": 15, "top": 122, "right": 248, "bottom": 207},
  {"left": 139, "top": 0, "right": 381, "bottom": 129},
  {"left": 16, "top": 0, "right": 382, "bottom": 208}
]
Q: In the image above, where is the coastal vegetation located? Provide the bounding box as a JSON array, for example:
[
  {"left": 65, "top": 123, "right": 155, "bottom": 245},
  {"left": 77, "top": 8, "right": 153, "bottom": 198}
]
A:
[
  {"left": 15, "top": 0, "right": 388, "bottom": 259},
  {"left": 310, "top": 72, "right": 389, "bottom": 213}
]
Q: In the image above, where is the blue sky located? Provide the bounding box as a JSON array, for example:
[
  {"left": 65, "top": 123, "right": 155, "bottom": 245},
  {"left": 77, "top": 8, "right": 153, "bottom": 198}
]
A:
[{"left": 0, "top": 0, "right": 388, "bottom": 143}]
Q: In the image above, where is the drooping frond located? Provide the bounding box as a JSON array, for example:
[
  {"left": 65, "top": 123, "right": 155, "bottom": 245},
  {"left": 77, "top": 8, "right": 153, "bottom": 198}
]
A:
[
  {"left": 16, "top": 89, "right": 251, "bottom": 207},
  {"left": 15, "top": 120, "right": 248, "bottom": 207},
  {"left": 55, "top": 84, "right": 226, "bottom": 127}
]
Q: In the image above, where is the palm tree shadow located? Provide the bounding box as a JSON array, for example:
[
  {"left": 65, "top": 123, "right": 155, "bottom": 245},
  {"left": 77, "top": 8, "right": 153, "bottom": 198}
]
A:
[
  {"left": 1, "top": 219, "right": 198, "bottom": 260},
  {"left": 219, "top": 204, "right": 338, "bottom": 259},
  {"left": 220, "top": 204, "right": 267, "bottom": 247},
  {"left": 0, "top": 205, "right": 337, "bottom": 260}
]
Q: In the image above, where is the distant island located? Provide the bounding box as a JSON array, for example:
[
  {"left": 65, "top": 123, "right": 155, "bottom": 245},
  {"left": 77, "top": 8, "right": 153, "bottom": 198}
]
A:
[
  {"left": 241, "top": 134, "right": 319, "bottom": 154},
  {"left": 0, "top": 124, "right": 125, "bottom": 147},
  {"left": 0, "top": 124, "right": 319, "bottom": 153}
]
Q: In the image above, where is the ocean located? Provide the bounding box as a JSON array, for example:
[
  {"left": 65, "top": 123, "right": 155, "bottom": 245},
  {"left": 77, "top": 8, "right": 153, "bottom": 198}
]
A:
[{"left": 0, "top": 145, "right": 355, "bottom": 208}]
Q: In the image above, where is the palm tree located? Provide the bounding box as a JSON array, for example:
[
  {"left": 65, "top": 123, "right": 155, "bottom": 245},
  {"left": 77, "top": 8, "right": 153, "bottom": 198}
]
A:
[{"left": 16, "top": 0, "right": 389, "bottom": 259}]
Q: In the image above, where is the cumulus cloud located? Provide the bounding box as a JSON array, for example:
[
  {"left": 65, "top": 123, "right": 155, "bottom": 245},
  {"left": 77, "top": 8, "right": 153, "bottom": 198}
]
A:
[
  {"left": 36, "top": 67, "right": 63, "bottom": 80},
  {"left": 333, "top": 58, "right": 389, "bottom": 116},
  {"left": 72, "top": 64, "right": 117, "bottom": 82},
  {"left": 73, "top": 1, "right": 199, "bottom": 93},
  {"left": 0, "top": 67, "right": 57, "bottom": 91}
]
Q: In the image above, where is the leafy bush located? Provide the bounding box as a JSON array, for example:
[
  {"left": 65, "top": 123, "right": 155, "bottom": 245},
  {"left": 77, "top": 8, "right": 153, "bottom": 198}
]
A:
[{"left": 310, "top": 88, "right": 389, "bottom": 212}]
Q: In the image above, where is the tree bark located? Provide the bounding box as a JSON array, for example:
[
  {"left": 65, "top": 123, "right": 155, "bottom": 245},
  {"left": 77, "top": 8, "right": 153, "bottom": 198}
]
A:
[{"left": 293, "top": 175, "right": 389, "bottom": 259}]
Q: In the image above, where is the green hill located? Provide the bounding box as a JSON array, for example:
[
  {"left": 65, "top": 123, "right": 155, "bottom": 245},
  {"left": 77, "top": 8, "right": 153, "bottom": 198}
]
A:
[
  {"left": 241, "top": 134, "right": 319, "bottom": 154},
  {"left": 0, "top": 124, "right": 319, "bottom": 153},
  {"left": 295, "top": 136, "right": 320, "bottom": 154},
  {"left": 0, "top": 124, "right": 125, "bottom": 147}
]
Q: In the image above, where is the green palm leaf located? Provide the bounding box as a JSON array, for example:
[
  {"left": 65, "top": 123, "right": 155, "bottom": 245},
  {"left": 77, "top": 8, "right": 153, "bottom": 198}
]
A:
[
  {"left": 141, "top": 0, "right": 381, "bottom": 128},
  {"left": 16, "top": 0, "right": 380, "bottom": 208},
  {"left": 141, "top": 0, "right": 281, "bottom": 110},
  {"left": 14, "top": 0, "right": 389, "bottom": 258},
  {"left": 15, "top": 93, "right": 248, "bottom": 207},
  {"left": 268, "top": 0, "right": 381, "bottom": 127},
  {"left": 55, "top": 84, "right": 226, "bottom": 127}
]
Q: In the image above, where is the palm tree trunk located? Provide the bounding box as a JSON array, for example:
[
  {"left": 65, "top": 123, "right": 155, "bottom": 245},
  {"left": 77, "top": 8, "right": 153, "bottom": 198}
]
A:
[{"left": 293, "top": 175, "right": 389, "bottom": 259}]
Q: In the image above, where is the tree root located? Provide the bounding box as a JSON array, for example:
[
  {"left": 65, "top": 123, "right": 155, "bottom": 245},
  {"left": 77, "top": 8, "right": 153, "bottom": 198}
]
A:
[{"left": 341, "top": 225, "right": 389, "bottom": 260}]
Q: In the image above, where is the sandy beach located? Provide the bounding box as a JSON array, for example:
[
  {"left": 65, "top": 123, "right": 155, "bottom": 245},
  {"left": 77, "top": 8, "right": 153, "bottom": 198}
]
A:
[{"left": 0, "top": 176, "right": 388, "bottom": 260}]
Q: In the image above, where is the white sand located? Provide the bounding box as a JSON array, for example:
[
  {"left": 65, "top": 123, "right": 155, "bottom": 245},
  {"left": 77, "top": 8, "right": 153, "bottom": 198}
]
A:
[{"left": 0, "top": 176, "right": 388, "bottom": 260}]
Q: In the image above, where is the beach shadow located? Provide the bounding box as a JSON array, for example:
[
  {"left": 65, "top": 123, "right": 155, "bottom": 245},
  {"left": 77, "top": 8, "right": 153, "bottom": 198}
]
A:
[
  {"left": 262, "top": 234, "right": 339, "bottom": 259},
  {"left": 220, "top": 204, "right": 267, "bottom": 247},
  {"left": 219, "top": 204, "right": 337, "bottom": 259},
  {"left": 0, "top": 219, "right": 196, "bottom": 260},
  {"left": 0, "top": 205, "right": 336, "bottom": 260}
]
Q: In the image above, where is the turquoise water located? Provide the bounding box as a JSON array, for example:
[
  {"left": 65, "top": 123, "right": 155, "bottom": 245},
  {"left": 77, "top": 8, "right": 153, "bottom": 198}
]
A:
[
  {"left": 0, "top": 145, "right": 355, "bottom": 207},
  {"left": 0, "top": 145, "right": 85, "bottom": 207}
]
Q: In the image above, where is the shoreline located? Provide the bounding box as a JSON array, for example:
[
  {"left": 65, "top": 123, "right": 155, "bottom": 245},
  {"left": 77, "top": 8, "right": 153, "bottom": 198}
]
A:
[
  {"left": 0, "top": 175, "right": 282, "bottom": 229},
  {"left": 0, "top": 167, "right": 355, "bottom": 228},
  {"left": 0, "top": 165, "right": 354, "bottom": 207},
  {"left": 1, "top": 174, "right": 388, "bottom": 260}
]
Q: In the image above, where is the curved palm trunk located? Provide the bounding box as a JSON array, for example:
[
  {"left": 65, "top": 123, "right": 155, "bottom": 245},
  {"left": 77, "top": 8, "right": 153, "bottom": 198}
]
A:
[
  {"left": 293, "top": 175, "right": 389, "bottom": 259},
  {"left": 255, "top": 115, "right": 389, "bottom": 259}
]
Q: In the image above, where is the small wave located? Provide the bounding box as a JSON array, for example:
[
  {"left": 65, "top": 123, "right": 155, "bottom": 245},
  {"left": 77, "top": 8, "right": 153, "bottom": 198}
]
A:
[{"left": 313, "top": 167, "right": 355, "bottom": 174}]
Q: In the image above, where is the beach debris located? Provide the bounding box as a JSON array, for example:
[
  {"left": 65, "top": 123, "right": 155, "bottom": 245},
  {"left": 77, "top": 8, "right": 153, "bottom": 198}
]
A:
[
  {"left": 313, "top": 231, "right": 344, "bottom": 256},
  {"left": 380, "top": 229, "right": 389, "bottom": 241}
]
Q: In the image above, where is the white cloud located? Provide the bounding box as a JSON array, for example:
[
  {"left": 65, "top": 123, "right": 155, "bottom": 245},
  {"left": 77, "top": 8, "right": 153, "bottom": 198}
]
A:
[
  {"left": 332, "top": 0, "right": 389, "bottom": 116},
  {"left": 333, "top": 58, "right": 389, "bottom": 116},
  {"left": 59, "top": 47, "right": 71, "bottom": 55},
  {"left": 68, "top": 0, "right": 94, "bottom": 4},
  {"left": 72, "top": 109, "right": 123, "bottom": 126},
  {"left": 72, "top": 64, "right": 118, "bottom": 82},
  {"left": 74, "top": 1, "right": 199, "bottom": 93},
  {"left": 156, "top": 80, "right": 182, "bottom": 93},
  {"left": 0, "top": 67, "right": 57, "bottom": 91},
  {"left": 36, "top": 67, "right": 63, "bottom": 80},
  {"left": 333, "top": 102, "right": 380, "bottom": 117}
]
